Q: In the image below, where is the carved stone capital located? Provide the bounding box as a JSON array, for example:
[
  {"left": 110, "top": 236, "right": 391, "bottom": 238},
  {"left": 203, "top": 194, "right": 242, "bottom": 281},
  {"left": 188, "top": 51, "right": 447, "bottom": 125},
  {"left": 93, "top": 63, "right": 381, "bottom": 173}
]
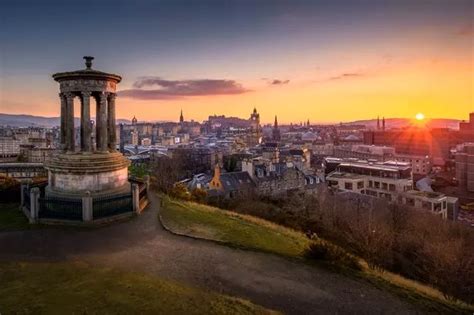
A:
[
  {"left": 64, "top": 92, "right": 75, "bottom": 100},
  {"left": 81, "top": 91, "right": 92, "bottom": 97},
  {"left": 98, "top": 91, "right": 109, "bottom": 99},
  {"left": 108, "top": 93, "right": 116, "bottom": 101}
]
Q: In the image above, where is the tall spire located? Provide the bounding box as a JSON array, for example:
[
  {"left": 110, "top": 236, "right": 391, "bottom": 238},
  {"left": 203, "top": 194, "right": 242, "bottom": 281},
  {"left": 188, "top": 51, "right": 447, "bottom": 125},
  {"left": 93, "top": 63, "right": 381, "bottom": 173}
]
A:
[
  {"left": 382, "top": 117, "right": 386, "bottom": 131},
  {"left": 272, "top": 115, "right": 281, "bottom": 141},
  {"left": 377, "top": 116, "right": 380, "bottom": 130},
  {"left": 179, "top": 109, "right": 184, "bottom": 123}
]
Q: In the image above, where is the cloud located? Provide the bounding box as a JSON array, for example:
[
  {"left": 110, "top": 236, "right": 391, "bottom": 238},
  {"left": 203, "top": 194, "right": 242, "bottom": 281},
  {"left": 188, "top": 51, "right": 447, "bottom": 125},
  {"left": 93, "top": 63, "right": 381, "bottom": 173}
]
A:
[
  {"left": 328, "top": 72, "right": 365, "bottom": 81},
  {"left": 119, "top": 76, "right": 250, "bottom": 100},
  {"left": 261, "top": 78, "right": 290, "bottom": 85},
  {"left": 270, "top": 79, "right": 290, "bottom": 85}
]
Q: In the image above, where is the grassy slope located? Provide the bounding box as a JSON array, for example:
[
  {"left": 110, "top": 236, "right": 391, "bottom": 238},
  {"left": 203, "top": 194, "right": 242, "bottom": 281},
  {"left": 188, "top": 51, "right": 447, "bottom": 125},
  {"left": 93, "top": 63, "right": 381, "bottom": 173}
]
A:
[
  {"left": 160, "top": 198, "right": 311, "bottom": 258},
  {"left": 160, "top": 197, "right": 474, "bottom": 314},
  {"left": 0, "top": 203, "right": 30, "bottom": 231},
  {"left": 0, "top": 262, "right": 277, "bottom": 315}
]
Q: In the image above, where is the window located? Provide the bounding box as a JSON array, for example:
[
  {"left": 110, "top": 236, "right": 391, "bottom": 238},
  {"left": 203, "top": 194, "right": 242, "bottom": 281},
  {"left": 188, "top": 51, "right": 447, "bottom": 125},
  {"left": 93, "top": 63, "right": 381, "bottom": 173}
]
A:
[
  {"left": 406, "top": 198, "right": 415, "bottom": 206},
  {"left": 357, "top": 181, "right": 364, "bottom": 189},
  {"left": 344, "top": 182, "right": 353, "bottom": 190},
  {"left": 382, "top": 183, "right": 388, "bottom": 190},
  {"left": 368, "top": 180, "right": 373, "bottom": 188},
  {"left": 374, "top": 181, "right": 380, "bottom": 189},
  {"left": 389, "top": 184, "right": 396, "bottom": 191},
  {"left": 434, "top": 203, "right": 441, "bottom": 212}
]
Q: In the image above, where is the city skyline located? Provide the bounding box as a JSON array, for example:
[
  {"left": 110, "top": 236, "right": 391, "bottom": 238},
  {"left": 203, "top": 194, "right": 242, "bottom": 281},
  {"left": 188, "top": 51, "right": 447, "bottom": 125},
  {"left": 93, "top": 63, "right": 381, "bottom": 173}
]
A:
[{"left": 1, "top": 0, "right": 473, "bottom": 123}]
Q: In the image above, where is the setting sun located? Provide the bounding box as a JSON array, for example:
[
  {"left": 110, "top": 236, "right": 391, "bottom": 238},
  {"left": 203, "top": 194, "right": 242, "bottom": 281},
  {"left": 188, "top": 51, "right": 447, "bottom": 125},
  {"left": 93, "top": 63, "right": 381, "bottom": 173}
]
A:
[{"left": 415, "top": 113, "right": 425, "bottom": 121}]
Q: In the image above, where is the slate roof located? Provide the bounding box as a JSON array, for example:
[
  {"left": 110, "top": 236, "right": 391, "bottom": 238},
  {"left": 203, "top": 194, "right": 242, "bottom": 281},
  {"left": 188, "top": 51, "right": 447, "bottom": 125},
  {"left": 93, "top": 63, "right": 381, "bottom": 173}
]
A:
[{"left": 219, "top": 172, "right": 256, "bottom": 192}]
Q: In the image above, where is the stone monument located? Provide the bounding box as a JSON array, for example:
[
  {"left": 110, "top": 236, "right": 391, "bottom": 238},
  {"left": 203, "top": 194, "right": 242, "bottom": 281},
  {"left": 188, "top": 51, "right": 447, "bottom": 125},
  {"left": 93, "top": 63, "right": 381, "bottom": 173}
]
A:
[{"left": 45, "top": 57, "right": 130, "bottom": 198}]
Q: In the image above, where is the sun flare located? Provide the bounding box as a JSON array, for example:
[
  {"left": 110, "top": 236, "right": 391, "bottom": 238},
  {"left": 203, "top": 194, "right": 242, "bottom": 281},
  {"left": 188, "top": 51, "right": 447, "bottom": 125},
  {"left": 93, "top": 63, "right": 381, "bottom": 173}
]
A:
[{"left": 415, "top": 113, "right": 425, "bottom": 121}]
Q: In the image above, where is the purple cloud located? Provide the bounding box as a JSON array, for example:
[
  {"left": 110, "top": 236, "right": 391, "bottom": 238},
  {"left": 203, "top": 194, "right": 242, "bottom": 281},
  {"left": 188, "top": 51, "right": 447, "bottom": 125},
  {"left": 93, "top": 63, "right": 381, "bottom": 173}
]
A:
[
  {"left": 119, "top": 76, "right": 250, "bottom": 100},
  {"left": 329, "top": 72, "right": 364, "bottom": 81},
  {"left": 270, "top": 79, "right": 290, "bottom": 85}
]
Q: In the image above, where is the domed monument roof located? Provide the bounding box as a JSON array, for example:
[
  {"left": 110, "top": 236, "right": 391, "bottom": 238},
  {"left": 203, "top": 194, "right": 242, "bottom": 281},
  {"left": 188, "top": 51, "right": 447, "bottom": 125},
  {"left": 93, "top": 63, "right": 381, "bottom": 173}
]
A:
[{"left": 52, "top": 56, "right": 122, "bottom": 83}]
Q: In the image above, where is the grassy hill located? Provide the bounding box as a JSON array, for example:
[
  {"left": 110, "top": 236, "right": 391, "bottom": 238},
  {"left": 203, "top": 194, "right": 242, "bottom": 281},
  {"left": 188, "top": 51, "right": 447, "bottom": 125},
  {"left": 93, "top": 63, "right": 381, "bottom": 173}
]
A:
[
  {"left": 159, "top": 197, "right": 474, "bottom": 314},
  {"left": 0, "top": 262, "right": 277, "bottom": 315},
  {"left": 160, "top": 197, "right": 311, "bottom": 258}
]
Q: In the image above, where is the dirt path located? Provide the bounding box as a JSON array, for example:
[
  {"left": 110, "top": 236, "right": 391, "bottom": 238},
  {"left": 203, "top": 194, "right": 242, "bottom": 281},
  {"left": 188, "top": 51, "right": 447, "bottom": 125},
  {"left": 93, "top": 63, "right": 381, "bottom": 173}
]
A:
[{"left": 0, "top": 196, "right": 425, "bottom": 314}]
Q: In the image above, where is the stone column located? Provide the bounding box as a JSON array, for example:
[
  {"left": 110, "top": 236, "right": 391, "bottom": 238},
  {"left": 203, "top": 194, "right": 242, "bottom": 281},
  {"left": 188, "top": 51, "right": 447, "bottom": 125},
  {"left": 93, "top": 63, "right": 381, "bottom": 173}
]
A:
[
  {"left": 96, "top": 92, "right": 108, "bottom": 152},
  {"left": 65, "top": 92, "right": 75, "bottom": 152},
  {"left": 80, "top": 92, "right": 92, "bottom": 152},
  {"left": 107, "top": 93, "right": 117, "bottom": 151},
  {"left": 59, "top": 93, "right": 67, "bottom": 150}
]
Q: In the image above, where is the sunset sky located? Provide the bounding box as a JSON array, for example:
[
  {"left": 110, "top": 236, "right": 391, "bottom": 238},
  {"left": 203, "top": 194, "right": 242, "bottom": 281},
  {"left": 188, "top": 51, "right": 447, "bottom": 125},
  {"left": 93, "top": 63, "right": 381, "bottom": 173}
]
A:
[{"left": 1, "top": 0, "right": 472, "bottom": 124}]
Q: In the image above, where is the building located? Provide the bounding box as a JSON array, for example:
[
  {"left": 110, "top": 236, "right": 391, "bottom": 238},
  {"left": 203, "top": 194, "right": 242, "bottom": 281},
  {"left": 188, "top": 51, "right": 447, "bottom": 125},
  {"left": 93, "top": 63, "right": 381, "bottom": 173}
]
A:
[
  {"left": 326, "top": 159, "right": 457, "bottom": 219},
  {"left": 141, "top": 138, "right": 152, "bottom": 146},
  {"left": 242, "top": 157, "right": 308, "bottom": 197},
  {"left": 0, "top": 163, "right": 47, "bottom": 181},
  {"left": 393, "top": 154, "right": 431, "bottom": 176},
  {"left": 19, "top": 145, "right": 55, "bottom": 163},
  {"left": 333, "top": 145, "right": 432, "bottom": 175},
  {"left": 326, "top": 160, "right": 414, "bottom": 200},
  {"left": 0, "top": 136, "right": 22, "bottom": 162},
  {"left": 455, "top": 143, "right": 474, "bottom": 193},
  {"left": 131, "top": 130, "right": 139, "bottom": 146},
  {"left": 272, "top": 116, "right": 281, "bottom": 141},
  {"left": 459, "top": 112, "right": 474, "bottom": 140},
  {"left": 363, "top": 129, "right": 431, "bottom": 156},
  {"left": 248, "top": 107, "right": 262, "bottom": 146},
  {"left": 208, "top": 164, "right": 256, "bottom": 198},
  {"left": 334, "top": 145, "right": 395, "bottom": 161}
]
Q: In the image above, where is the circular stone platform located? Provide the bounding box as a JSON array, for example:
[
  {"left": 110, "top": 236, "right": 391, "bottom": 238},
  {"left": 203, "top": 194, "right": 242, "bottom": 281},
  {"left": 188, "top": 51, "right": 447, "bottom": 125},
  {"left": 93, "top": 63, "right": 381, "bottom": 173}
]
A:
[{"left": 44, "top": 152, "right": 131, "bottom": 197}]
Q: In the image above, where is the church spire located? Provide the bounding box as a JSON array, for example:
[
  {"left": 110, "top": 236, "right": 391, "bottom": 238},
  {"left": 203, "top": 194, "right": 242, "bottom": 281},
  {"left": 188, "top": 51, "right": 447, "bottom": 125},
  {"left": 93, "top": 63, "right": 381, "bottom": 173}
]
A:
[
  {"left": 377, "top": 116, "right": 380, "bottom": 130},
  {"left": 179, "top": 109, "right": 184, "bottom": 123},
  {"left": 382, "top": 117, "right": 386, "bottom": 131},
  {"left": 274, "top": 115, "right": 278, "bottom": 128}
]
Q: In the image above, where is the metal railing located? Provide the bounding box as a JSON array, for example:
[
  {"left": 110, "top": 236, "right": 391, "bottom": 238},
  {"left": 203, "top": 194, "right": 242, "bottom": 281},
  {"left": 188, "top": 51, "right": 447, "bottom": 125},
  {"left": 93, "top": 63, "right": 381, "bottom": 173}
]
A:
[
  {"left": 23, "top": 186, "right": 31, "bottom": 210},
  {"left": 38, "top": 197, "right": 82, "bottom": 221},
  {"left": 93, "top": 193, "right": 133, "bottom": 219}
]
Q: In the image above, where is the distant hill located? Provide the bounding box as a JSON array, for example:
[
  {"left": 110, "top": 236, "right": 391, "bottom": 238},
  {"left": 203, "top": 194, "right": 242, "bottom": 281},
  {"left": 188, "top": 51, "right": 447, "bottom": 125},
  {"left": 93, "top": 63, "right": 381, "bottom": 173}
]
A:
[
  {"left": 344, "top": 118, "right": 461, "bottom": 130},
  {"left": 0, "top": 113, "right": 130, "bottom": 127}
]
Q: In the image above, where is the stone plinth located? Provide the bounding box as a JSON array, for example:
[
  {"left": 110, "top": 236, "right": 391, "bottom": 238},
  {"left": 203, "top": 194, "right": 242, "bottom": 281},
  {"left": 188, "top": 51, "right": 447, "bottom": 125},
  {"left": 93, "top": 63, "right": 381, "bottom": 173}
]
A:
[{"left": 44, "top": 152, "right": 130, "bottom": 197}]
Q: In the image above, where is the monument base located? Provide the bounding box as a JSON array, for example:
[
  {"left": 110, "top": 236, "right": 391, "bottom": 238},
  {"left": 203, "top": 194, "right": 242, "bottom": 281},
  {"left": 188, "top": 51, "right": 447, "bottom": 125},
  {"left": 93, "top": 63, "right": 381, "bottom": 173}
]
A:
[{"left": 44, "top": 151, "right": 131, "bottom": 197}]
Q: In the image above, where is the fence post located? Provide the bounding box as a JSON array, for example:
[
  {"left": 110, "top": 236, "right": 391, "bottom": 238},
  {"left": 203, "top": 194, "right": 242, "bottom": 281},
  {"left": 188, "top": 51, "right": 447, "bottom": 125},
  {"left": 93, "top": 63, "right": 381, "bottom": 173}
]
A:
[
  {"left": 30, "top": 187, "right": 40, "bottom": 224},
  {"left": 144, "top": 175, "right": 150, "bottom": 199},
  {"left": 82, "top": 191, "right": 93, "bottom": 222},
  {"left": 20, "top": 183, "right": 25, "bottom": 209},
  {"left": 132, "top": 183, "right": 140, "bottom": 214}
]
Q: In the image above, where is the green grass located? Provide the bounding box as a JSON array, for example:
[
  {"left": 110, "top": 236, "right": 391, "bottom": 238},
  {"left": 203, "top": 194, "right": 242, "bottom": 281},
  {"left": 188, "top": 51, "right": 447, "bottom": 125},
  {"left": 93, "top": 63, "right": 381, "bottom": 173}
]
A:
[
  {"left": 160, "top": 198, "right": 311, "bottom": 258},
  {"left": 0, "top": 202, "right": 30, "bottom": 231},
  {"left": 0, "top": 262, "right": 278, "bottom": 315}
]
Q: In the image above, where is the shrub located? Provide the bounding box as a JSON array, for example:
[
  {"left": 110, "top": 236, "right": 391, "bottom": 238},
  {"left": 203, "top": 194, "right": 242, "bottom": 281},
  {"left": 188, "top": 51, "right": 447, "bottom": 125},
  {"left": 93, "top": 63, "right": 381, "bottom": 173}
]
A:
[
  {"left": 191, "top": 188, "right": 207, "bottom": 203},
  {"left": 170, "top": 182, "right": 191, "bottom": 200},
  {"left": 305, "top": 241, "right": 362, "bottom": 271}
]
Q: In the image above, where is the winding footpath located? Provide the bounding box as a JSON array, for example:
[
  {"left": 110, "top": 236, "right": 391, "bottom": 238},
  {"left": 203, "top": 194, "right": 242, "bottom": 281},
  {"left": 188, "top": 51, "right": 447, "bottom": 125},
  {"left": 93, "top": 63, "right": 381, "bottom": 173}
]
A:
[{"left": 0, "top": 195, "right": 426, "bottom": 314}]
